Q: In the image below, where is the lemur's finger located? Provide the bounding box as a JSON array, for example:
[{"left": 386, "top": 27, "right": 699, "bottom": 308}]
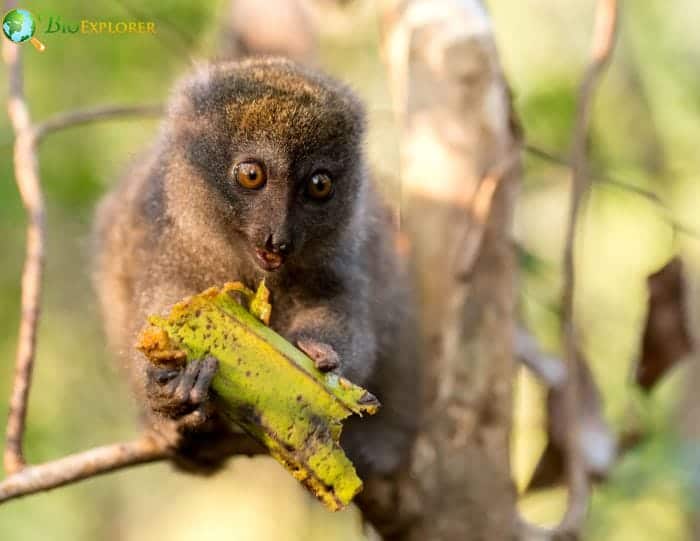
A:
[
  {"left": 178, "top": 403, "right": 213, "bottom": 431},
  {"left": 190, "top": 355, "right": 219, "bottom": 404},
  {"left": 147, "top": 366, "right": 180, "bottom": 386},
  {"left": 297, "top": 338, "right": 341, "bottom": 372},
  {"left": 174, "top": 360, "right": 202, "bottom": 402}
]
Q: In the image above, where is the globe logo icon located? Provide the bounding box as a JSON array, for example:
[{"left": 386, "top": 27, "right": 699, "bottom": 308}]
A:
[{"left": 2, "top": 8, "right": 46, "bottom": 51}]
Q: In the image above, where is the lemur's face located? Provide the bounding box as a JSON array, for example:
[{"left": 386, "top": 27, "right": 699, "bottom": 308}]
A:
[{"left": 169, "top": 58, "right": 366, "bottom": 272}]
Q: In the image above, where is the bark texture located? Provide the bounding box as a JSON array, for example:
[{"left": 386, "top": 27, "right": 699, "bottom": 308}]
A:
[
  {"left": 379, "top": 0, "right": 521, "bottom": 538},
  {"left": 679, "top": 265, "right": 700, "bottom": 539}
]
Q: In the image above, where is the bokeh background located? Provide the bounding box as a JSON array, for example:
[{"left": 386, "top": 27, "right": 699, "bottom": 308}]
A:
[{"left": 1, "top": 1, "right": 699, "bottom": 539}]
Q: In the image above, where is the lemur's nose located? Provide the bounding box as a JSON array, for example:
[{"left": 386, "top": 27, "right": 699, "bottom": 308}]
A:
[{"left": 265, "top": 234, "right": 293, "bottom": 255}]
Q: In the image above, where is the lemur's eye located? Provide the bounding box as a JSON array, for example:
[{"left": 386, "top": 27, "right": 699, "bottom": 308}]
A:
[
  {"left": 234, "top": 161, "right": 266, "bottom": 190},
  {"left": 306, "top": 172, "right": 334, "bottom": 201}
]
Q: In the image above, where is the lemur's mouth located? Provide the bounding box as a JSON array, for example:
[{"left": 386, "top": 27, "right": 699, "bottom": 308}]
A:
[{"left": 254, "top": 248, "right": 285, "bottom": 271}]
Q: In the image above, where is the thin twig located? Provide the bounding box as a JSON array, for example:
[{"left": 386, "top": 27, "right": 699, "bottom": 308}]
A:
[
  {"left": 33, "top": 104, "right": 163, "bottom": 143},
  {"left": 517, "top": 2, "right": 619, "bottom": 539},
  {"left": 1, "top": 1, "right": 170, "bottom": 495},
  {"left": 524, "top": 144, "right": 700, "bottom": 241},
  {"left": 2, "top": 13, "right": 45, "bottom": 475},
  {"left": 0, "top": 435, "right": 169, "bottom": 503},
  {"left": 559, "top": 0, "right": 618, "bottom": 534},
  {"left": 515, "top": 328, "right": 567, "bottom": 388},
  {"left": 526, "top": 141, "right": 662, "bottom": 204}
]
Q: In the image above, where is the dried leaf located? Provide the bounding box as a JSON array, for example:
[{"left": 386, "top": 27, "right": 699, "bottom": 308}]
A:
[
  {"left": 526, "top": 440, "right": 564, "bottom": 491},
  {"left": 634, "top": 257, "right": 693, "bottom": 391},
  {"left": 137, "top": 282, "right": 379, "bottom": 511}
]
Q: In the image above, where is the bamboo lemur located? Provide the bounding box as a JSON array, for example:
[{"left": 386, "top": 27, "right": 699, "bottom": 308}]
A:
[{"left": 94, "top": 57, "right": 420, "bottom": 480}]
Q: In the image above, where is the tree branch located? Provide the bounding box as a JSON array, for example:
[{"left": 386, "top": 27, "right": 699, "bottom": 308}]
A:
[
  {"left": 515, "top": 328, "right": 567, "bottom": 388},
  {"left": 559, "top": 0, "right": 618, "bottom": 534},
  {"left": 0, "top": 435, "right": 169, "bottom": 503},
  {"left": 3, "top": 11, "right": 45, "bottom": 475},
  {"left": 524, "top": 144, "right": 700, "bottom": 241},
  {"left": 517, "top": 1, "right": 619, "bottom": 538},
  {"left": 1, "top": 0, "right": 170, "bottom": 499},
  {"left": 33, "top": 104, "right": 163, "bottom": 143}
]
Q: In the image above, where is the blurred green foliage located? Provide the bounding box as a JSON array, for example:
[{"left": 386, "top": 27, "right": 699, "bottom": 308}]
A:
[
  {"left": 0, "top": 0, "right": 699, "bottom": 539},
  {"left": 495, "top": 1, "right": 700, "bottom": 539}
]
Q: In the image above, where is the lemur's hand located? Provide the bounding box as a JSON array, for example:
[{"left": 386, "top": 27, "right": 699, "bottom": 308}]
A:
[{"left": 145, "top": 355, "right": 219, "bottom": 431}]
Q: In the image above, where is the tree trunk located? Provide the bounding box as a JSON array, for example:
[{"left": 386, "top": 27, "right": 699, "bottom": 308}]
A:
[
  {"left": 379, "top": 0, "right": 522, "bottom": 538},
  {"left": 679, "top": 264, "right": 700, "bottom": 540},
  {"left": 219, "top": 1, "right": 522, "bottom": 537}
]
